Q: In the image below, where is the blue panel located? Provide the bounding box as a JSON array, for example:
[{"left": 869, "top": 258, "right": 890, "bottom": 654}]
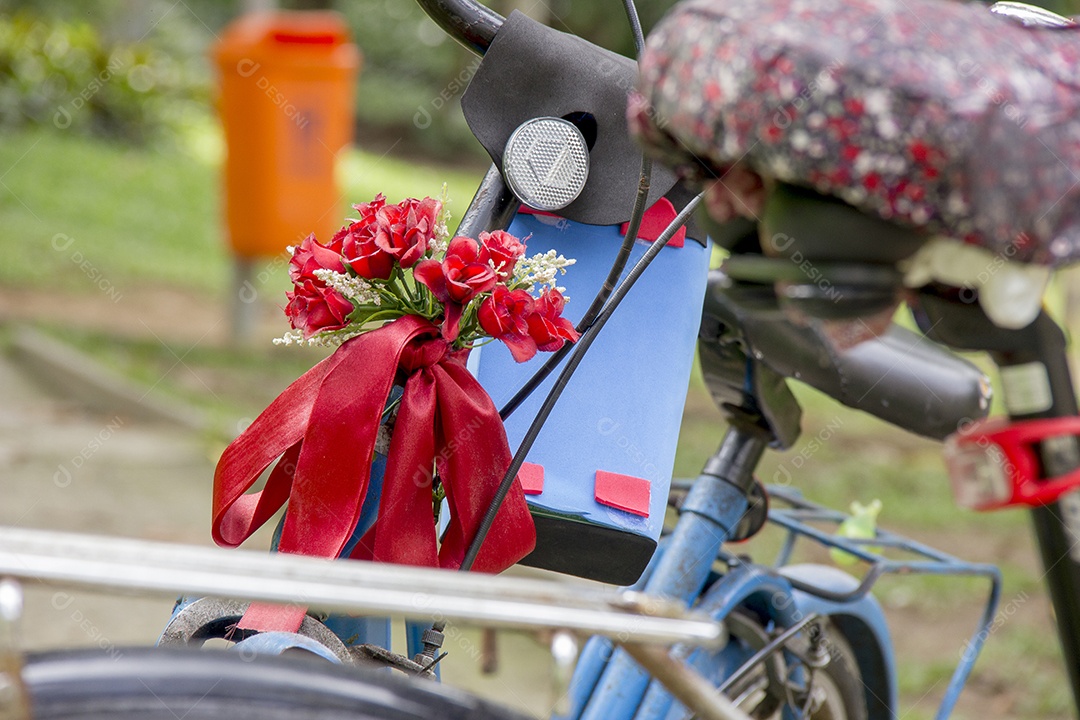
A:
[{"left": 474, "top": 213, "right": 710, "bottom": 550}]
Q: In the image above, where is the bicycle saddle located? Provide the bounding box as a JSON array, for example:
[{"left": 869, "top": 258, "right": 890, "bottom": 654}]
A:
[{"left": 630, "top": 0, "right": 1080, "bottom": 265}]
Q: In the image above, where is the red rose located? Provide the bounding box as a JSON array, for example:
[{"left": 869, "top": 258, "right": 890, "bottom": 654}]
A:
[
  {"left": 478, "top": 284, "right": 537, "bottom": 362},
  {"left": 285, "top": 278, "right": 354, "bottom": 339},
  {"left": 525, "top": 288, "right": 579, "bottom": 351},
  {"left": 414, "top": 236, "right": 497, "bottom": 305},
  {"left": 374, "top": 197, "right": 441, "bottom": 269},
  {"left": 479, "top": 230, "right": 525, "bottom": 281},
  {"left": 415, "top": 236, "right": 497, "bottom": 341},
  {"left": 338, "top": 194, "right": 395, "bottom": 280},
  {"left": 289, "top": 233, "right": 346, "bottom": 283}
]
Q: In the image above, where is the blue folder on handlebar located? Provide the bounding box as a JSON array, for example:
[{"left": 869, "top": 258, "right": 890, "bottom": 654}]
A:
[{"left": 472, "top": 211, "right": 710, "bottom": 585}]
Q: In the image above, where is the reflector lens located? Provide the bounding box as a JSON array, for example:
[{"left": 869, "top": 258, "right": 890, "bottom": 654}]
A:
[{"left": 502, "top": 117, "right": 590, "bottom": 212}]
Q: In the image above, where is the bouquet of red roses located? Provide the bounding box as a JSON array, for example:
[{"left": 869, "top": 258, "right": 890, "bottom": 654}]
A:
[
  {"left": 212, "top": 194, "right": 578, "bottom": 633},
  {"left": 277, "top": 193, "right": 578, "bottom": 362}
]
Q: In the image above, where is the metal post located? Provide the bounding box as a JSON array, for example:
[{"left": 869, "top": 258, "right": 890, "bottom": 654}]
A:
[
  {"left": 231, "top": 256, "right": 258, "bottom": 344},
  {"left": 454, "top": 164, "right": 521, "bottom": 239}
]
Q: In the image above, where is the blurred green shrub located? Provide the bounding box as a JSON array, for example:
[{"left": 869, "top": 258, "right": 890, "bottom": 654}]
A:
[
  {"left": 332, "top": 0, "right": 483, "bottom": 161},
  {"left": 0, "top": 12, "right": 209, "bottom": 144}
]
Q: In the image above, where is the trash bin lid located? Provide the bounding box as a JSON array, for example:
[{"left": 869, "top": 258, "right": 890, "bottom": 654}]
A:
[{"left": 213, "top": 11, "right": 360, "bottom": 71}]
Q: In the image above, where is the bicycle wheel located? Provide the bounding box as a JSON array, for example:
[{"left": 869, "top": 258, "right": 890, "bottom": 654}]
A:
[{"left": 24, "top": 647, "right": 528, "bottom": 720}]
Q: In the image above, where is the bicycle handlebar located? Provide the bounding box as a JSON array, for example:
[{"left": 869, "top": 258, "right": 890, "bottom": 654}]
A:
[{"left": 415, "top": 0, "right": 505, "bottom": 55}]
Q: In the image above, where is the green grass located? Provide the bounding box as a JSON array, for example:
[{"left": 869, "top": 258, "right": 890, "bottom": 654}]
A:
[
  {"left": 0, "top": 129, "right": 225, "bottom": 292},
  {"left": 0, "top": 127, "right": 484, "bottom": 295}
]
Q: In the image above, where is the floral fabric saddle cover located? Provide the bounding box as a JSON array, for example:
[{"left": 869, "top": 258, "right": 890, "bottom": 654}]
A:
[{"left": 630, "top": 0, "right": 1080, "bottom": 265}]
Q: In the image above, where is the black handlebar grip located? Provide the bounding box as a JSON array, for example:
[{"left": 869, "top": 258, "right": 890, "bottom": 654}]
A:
[{"left": 414, "top": 0, "right": 505, "bottom": 55}]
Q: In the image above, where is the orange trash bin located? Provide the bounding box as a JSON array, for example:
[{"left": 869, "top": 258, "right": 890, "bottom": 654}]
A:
[{"left": 213, "top": 12, "right": 361, "bottom": 259}]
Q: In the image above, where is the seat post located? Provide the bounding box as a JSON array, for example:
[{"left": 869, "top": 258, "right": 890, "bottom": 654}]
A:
[{"left": 989, "top": 312, "right": 1080, "bottom": 715}]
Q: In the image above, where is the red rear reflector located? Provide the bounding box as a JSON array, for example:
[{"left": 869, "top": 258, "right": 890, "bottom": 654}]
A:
[{"left": 945, "top": 416, "right": 1080, "bottom": 510}]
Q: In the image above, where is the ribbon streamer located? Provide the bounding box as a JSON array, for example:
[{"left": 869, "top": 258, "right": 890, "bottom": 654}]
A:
[{"left": 212, "top": 314, "right": 536, "bottom": 632}]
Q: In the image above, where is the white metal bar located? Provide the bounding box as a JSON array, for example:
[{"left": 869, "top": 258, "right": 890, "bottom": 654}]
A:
[{"left": 0, "top": 527, "right": 723, "bottom": 647}]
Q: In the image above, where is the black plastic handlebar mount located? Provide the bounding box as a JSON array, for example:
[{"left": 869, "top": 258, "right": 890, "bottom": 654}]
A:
[{"left": 415, "top": 0, "right": 504, "bottom": 55}]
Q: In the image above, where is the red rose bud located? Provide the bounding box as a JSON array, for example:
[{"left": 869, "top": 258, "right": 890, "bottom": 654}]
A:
[
  {"left": 478, "top": 284, "right": 537, "bottom": 362},
  {"left": 351, "top": 193, "right": 387, "bottom": 223},
  {"left": 415, "top": 237, "right": 497, "bottom": 342},
  {"left": 526, "top": 288, "right": 580, "bottom": 352},
  {"left": 289, "top": 233, "right": 346, "bottom": 283},
  {"left": 337, "top": 194, "right": 395, "bottom": 280},
  {"left": 416, "top": 236, "right": 497, "bottom": 305},
  {"left": 442, "top": 236, "right": 496, "bottom": 304},
  {"left": 374, "top": 197, "right": 441, "bottom": 270},
  {"left": 285, "top": 278, "right": 354, "bottom": 339},
  {"left": 445, "top": 260, "right": 497, "bottom": 305},
  {"left": 479, "top": 230, "right": 526, "bottom": 281}
]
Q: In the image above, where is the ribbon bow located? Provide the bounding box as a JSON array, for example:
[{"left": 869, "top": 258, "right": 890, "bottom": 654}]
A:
[{"left": 212, "top": 314, "right": 536, "bottom": 632}]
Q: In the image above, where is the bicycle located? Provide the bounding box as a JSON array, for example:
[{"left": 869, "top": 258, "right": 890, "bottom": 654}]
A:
[{"left": 2, "top": 0, "right": 1079, "bottom": 718}]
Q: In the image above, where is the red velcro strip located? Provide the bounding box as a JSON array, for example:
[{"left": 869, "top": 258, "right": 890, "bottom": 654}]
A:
[
  {"left": 619, "top": 197, "right": 686, "bottom": 248},
  {"left": 518, "top": 462, "right": 545, "bottom": 495},
  {"left": 594, "top": 470, "right": 651, "bottom": 517}
]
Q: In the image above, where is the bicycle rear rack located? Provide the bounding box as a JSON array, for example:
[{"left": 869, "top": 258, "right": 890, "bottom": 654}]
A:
[{"left": 758, "top": 485, "right": 1003, "bottom": 720}]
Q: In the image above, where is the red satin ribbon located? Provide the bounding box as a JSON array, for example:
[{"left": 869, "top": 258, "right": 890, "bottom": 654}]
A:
[{"left": 212, "top": 314, "right": 536, "bottom": 633}]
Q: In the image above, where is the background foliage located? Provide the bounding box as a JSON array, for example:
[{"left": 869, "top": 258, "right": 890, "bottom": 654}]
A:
[{"left": 3, "top": 0, "right": 1078, "bottom": 158}]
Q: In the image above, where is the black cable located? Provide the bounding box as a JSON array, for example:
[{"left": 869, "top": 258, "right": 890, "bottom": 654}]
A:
[
  {"left": 461, "top": 192, "right": 703, "bottom": 571},
  {"left": 621, "top": 0, "right": 646, "bottom": 59}
]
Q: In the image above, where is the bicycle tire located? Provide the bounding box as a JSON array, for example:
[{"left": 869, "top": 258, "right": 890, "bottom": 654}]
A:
[{"left": 24, "top": 647, "right": 529, "bottom": 720}]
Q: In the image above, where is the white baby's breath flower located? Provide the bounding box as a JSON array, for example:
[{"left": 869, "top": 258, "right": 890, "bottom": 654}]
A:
[
  {"left": 428, "top": 185, "right": 451, "bottom": 256},
  {"left": 273, "top": 326, "right": 365, "bottom": 348},
  {"left": 273, "top": 329, "right": 305, "bottom": 346},
  {"left": 313, "top": 269, "right": 381, "bottom": 306},
  {"left": 514, "top": 250, "right": 576, "bottom": 290},
  {"left": 429, "top": 234, "right": 449, "bottom": 256},
  {"left": 310, "top": 327, "right": 365, "bottom": 347}
]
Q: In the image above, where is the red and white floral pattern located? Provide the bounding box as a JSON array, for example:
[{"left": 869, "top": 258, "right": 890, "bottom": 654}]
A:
[{"left": 631, "top": 0, "right": 1080, "bottom": 264}]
